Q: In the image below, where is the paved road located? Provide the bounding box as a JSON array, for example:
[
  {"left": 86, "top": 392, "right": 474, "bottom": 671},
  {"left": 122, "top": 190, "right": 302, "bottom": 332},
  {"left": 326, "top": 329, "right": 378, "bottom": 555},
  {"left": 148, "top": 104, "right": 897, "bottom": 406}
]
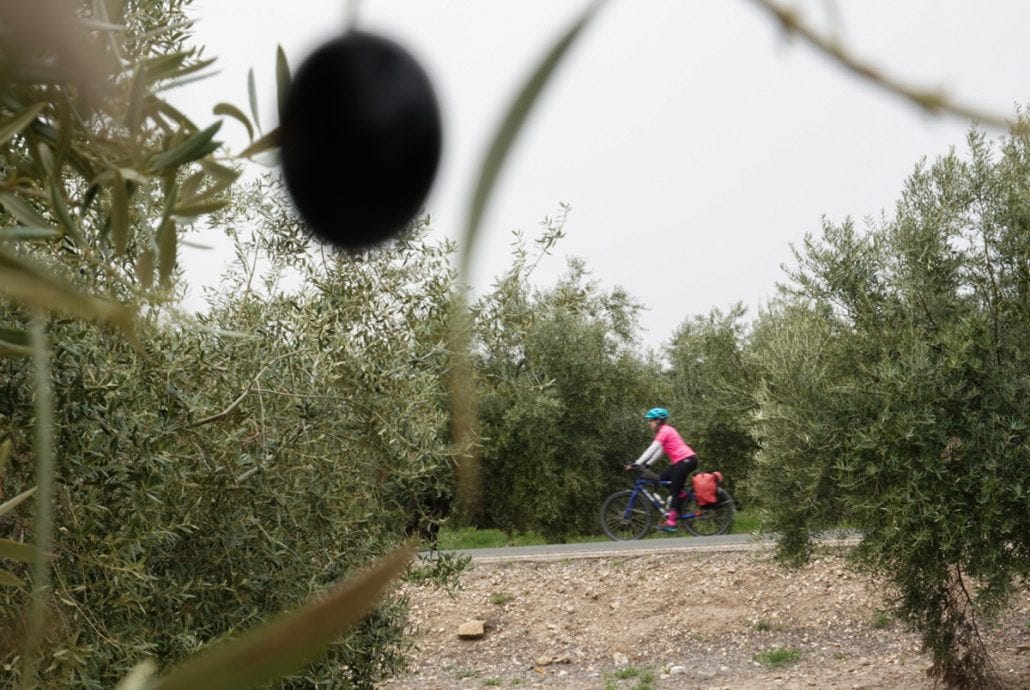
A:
[{"left": 435, "top": 531, "right": 859, "bottom": 563}]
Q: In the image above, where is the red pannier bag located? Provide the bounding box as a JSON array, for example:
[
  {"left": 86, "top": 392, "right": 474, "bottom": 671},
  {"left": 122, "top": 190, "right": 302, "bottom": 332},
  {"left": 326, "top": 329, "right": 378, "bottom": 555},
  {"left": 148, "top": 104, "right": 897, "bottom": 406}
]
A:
[{"left": 691, "top": 471, "right": 723, "bottom": 506}]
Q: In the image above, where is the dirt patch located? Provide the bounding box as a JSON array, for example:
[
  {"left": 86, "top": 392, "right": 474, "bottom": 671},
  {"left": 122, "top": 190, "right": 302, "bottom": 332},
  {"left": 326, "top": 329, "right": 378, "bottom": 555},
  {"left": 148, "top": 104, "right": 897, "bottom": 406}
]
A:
[{"left": 382, "top": 549, "right": 1030, "bottom": 689}]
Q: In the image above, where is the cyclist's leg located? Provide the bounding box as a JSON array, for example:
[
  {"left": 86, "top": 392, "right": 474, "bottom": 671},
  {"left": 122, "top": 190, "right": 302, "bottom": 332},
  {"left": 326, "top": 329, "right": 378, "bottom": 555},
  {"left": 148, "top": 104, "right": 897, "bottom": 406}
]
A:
[{"left": 665, "top": 456, "right": 698, "bottom": 514}]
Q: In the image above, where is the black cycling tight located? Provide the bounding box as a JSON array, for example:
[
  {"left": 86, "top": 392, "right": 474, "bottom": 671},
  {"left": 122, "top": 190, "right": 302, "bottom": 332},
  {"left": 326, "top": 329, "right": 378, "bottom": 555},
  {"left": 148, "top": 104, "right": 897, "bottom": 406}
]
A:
[{"left": 661, "top": 455, "right": 698, "bottom": 514}]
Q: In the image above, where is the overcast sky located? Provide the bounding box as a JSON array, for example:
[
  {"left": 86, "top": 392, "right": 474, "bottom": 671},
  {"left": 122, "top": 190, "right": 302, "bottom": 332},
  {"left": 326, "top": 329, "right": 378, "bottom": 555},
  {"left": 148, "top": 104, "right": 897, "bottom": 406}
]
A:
[{"left": 176, "top": 0, "right": 1030, "bottom": 349}]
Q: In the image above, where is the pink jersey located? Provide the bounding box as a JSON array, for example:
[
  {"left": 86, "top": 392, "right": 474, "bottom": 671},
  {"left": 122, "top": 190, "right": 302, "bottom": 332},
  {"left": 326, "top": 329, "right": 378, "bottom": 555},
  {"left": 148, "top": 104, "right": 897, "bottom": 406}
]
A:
[{"left": 655, "top": 425, "right": 694, "bottom": 463}]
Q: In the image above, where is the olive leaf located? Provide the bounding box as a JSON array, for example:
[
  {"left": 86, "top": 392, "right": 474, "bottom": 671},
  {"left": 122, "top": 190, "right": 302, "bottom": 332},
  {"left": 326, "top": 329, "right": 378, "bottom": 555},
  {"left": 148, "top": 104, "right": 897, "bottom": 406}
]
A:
[
  {"left": 0, "top": 449, "right": 27, "bottom": 581},
  {"left": 0, "top": 538, "right": 37, "bottom": 563},
  {"left": 34, "top": 141, "right": 56, "bottom": 177},
  {"left": 49, "top": 176, "right": 85, "bottom": 245},
  {"left": 157, "top": 217, "right": 177, "bottom": 285},
  {"left": 153, "top": 98, "right": 197, "bottom": 134},
  {"left": 275, "top": 45, "right": 291, "bottom": 123},
  {"left": 110, "top": 169, "right": 130, "bottom": 255},
  {"left": 142, "top": 52, "right": 216, "bottom": 86},
  {"left": 214, "top": 103, "right": 254, "bottom": 142},
  {"left": 248, "top": 67, "right": 262, "bottom": 133},
  {"left": 0, "top": 227, "right": 61, "bottom": 242},
  {"left": 0, "top": 104, "right": 45, "bottom": 147},
  {"left": 179, "top": 170, "right": 206, "bottom": 202},
  {"left": 0, "top": 326, "right": 32, "bottom": 357},
  {"left": 149, "top": 121, "right": 223, "bottom": 172},
  {"left": 238, "top": 127, "right": 279, "bottom": 159},
  {"left": 136, "top": 248, "right": 156, "bottom": 289},
  {"left": 0, "top": 570, "right": 24, "bottom": 587},
  {"left": 139, "top": 51, "right": 190, "bottom": 82},
  {"left": 174, "top": 163, "right": 237, "bottom": 215},
  {"left": 0, "top": 247, "right": 134, "bottom": 336},
  {"left": 127, "top": 63, "right": 147, "bottom": 136},
  {"left": 172, "top": 198, "right": 229, "bottom": 218},
  {"left": 0, "top": 488, "right": 37, "bottom": 518},
  {"left": 0, "top": 192, "right": 54, "bottom": 230},
  {"left": 196, "top": 160, "right": 241, "bottom": 198},
  {"left": 32, "top": 119, "right": 97, "bottom": 182},
  {"left": 144, "top": 546, "right": 412, "bottom": 690}
]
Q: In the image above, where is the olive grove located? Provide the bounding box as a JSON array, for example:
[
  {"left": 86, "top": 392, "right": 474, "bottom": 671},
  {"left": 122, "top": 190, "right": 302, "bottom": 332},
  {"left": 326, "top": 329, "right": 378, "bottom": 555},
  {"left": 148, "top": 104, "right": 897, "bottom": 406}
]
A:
[{"left": 2, "top": 2, "right": 1028, "bottom": 689}]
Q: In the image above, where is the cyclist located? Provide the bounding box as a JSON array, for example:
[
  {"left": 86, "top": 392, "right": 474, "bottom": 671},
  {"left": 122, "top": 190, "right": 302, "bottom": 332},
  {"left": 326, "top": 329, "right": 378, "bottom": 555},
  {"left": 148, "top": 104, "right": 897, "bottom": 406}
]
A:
[{"left": 625, "top": 407, "right": 699, "bottom": 532}]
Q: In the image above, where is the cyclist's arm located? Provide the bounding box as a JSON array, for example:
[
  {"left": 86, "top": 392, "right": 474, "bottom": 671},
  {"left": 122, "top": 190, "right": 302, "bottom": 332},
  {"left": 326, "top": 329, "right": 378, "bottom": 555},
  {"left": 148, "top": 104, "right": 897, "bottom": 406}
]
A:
[{"left": 632, "top": 441, "right": 664, "bottom": 467}]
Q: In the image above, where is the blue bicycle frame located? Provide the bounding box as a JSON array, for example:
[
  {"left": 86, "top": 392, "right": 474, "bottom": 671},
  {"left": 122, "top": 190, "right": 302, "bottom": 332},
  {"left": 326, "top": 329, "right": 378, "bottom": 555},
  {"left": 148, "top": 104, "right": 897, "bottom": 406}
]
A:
[{"left": 625, "top": 471, "right": 704, "bottom": 522}]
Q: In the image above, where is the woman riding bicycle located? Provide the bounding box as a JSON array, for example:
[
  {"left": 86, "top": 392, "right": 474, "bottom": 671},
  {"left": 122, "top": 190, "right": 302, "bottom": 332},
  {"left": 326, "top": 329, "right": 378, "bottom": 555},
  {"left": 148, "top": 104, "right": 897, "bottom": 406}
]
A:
[{"left": 626, "top": 407, "right": 698, "bottom": 532}]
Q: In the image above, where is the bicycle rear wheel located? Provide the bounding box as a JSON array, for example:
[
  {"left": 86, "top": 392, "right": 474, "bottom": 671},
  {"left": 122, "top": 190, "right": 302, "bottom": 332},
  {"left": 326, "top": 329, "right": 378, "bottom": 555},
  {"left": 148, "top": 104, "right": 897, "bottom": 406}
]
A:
[
  {"left": 683, "top": 488, "right": 735, "bottom": 536},
  {"left": 600, "top": 490, "right": 655, "bottom": 541}
]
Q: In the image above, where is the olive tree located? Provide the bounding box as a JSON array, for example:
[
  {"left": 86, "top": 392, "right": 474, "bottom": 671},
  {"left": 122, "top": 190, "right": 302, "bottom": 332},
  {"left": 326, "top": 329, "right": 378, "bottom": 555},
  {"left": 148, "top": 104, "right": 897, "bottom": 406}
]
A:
[
  {"left": 1, "top": 174, "right": 461, "bottom": 687},
  {"left": 749, "top": 118, "right": 1030, "bottom": 687},
  {"left": 0, "top": 1, "right": 459, "bottom": 685},
  {"left": 1, "top": 1, "right": 249, "bottom": 684},
  {"left": 665, "top": 304, "right": 759, "bottom": 504},
  {"left": 472, "top": 222, "right": 663, "bottom": 540}
]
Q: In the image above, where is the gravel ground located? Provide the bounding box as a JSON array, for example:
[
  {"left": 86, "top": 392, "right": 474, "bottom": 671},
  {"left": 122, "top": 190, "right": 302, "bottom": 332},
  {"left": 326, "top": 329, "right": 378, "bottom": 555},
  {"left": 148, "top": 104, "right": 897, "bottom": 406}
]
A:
[{"left": 381, "top": 548, "right": 1030, "bottom": 689}]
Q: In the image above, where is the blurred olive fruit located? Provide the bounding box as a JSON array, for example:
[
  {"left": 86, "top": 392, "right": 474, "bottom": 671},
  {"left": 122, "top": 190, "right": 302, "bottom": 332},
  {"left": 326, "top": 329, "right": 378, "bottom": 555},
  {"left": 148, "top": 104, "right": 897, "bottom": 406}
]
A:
[{"left": 280, "top": 31, "right": 442, "bottom": 249}]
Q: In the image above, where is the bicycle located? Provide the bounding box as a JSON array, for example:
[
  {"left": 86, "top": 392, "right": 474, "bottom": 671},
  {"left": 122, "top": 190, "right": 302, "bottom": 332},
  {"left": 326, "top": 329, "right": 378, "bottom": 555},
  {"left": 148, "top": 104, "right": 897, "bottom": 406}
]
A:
[{"left": 600, "top": 465, "right": 735, "bottom": 540}]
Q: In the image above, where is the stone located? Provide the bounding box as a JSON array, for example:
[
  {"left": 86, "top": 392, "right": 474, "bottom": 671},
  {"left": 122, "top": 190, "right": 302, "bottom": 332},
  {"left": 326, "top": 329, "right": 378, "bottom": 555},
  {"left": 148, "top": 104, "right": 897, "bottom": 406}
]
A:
[
  {"left": 457, "top": 620, "right": 485, "bottom": 639},
  {"left": 612, "top": 652, "right": 630, "bottom": 666}
]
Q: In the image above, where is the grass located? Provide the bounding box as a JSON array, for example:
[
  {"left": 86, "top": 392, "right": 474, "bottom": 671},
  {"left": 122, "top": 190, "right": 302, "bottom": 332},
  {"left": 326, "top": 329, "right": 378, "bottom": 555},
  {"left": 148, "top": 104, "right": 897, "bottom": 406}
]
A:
[
  {"left": 753, "top": 617, "right": 782, "bottom": 632},
  {"left": 439, "top": 509, "right": 761, "bottom": 550},
  {"left": 730, "top": 509, "right": 762, "bottom": 533},
  {"left": 871, "top": 609, "right": 894, "bottom": 629},
  {"left": 489, "top": 592, "right": 514, "bottom": 606},
  {"left": 482, "top": 678, "right": 502, "bottom": 686},
  {"left": 604, "top": 665, "right": 656, "bottom": 690},
  {"left": 437, "top": 526, "right": 548, "bottom": 550},
  {"left": 754, "top": 647, "right": 801, "bottom": 668}
]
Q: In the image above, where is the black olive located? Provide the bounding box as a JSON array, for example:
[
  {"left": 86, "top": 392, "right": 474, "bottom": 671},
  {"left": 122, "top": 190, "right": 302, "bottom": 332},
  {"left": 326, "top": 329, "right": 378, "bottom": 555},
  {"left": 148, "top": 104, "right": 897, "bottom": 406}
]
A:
[{"left": 279, "top": 31, "right": 442, "bottom": 249}]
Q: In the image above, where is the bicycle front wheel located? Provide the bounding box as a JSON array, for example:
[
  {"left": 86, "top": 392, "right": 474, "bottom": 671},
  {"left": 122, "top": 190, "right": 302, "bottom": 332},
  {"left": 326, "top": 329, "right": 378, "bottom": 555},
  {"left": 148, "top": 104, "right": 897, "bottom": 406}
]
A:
[
  {"left": 683, "top": 488, "right": 735, "bottom": 536},
  {"left": 600, "top": 490, "right": 655, "bottom": 541}
]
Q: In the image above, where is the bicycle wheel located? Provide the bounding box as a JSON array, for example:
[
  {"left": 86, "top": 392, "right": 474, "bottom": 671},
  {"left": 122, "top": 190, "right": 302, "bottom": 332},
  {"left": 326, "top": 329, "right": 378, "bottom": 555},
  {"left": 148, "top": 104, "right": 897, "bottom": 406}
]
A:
[
  {"left": 683, "top": 488, "right": 735, "bottom": 536},
  {"left": 600, "top": 490, "right": 655, "bottom": 541}
]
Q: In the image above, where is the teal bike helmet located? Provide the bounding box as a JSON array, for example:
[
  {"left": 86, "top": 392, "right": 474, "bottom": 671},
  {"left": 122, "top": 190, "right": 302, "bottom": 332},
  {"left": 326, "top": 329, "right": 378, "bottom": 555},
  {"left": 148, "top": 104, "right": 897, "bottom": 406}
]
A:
[{"left": 644, "top": 407, "right": 669, "bottom": 420}]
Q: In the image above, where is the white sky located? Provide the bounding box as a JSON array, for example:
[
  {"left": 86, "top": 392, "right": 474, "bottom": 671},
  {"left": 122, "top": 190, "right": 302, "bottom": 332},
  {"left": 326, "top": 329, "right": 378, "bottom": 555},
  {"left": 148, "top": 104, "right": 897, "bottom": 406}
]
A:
[{"left": 176, "top": 0, "right": 1030, "bottom": 349}]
